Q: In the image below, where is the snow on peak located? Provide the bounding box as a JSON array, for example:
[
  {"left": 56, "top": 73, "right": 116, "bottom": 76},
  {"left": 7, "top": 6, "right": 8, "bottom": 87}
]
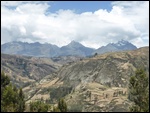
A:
[{"left": 115, "top": 40, "right": 128, "bottom": 46}]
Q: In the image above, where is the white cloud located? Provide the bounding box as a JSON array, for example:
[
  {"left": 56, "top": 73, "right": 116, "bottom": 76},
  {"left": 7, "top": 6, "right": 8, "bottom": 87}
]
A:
[
  {"left": 1, "top": 1, "right": 50, "bottom": 6},
  {"left": 16, "top": 3, "right": 49, "bottom": 14},
  {"left": 1, "top": 1, "right": 149, "bottom": 48}
]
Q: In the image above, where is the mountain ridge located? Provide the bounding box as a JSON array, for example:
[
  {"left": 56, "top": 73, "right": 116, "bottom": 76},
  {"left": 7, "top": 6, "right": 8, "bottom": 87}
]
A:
[
  {"left": 93, "top": 39, "right": 137, "bottom": 55},
  {"left": 1, "top": 40, "right": 137, "bottom": 57}
]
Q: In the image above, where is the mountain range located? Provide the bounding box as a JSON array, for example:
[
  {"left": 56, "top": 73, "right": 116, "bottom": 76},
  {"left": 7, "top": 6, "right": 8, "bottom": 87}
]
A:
[
  {"left": 1, "top": 46, "right": 148, "bottom": 112},
  {"left": 94, "top": 40, "right": 137, "bottom": 55},
  {"left": 1, "top": 40, "right": 137, "bottom": 57}
]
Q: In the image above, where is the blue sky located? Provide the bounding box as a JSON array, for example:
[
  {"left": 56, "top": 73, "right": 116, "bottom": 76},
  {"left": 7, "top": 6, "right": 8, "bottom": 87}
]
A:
[
  {"left": 1, "top": 1, "right": 149, "bottom": 48},
  {"left": 48, "top": 1, "right": 112, "bottom": 13}
]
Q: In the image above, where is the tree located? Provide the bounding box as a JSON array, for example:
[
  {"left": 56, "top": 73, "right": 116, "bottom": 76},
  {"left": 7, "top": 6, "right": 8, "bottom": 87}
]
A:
[
  {"left": 128, "top": 68, "right": 149, "bottom": 112},
  {"left": 94, "top": 53, "right": 98, "bottom": 57},
  {"left": 17, "top": 88, "right": 25, "bottom": 112},
  {"left": 1, "top": 84, "right": 16, "bottom": 111},
  {"left": 1, "top": 71, "right": 25, "bottom": 112},
  {"left": 53, "top": 106, "right": 61, "bottom": 112},
  {"left": 68, "top": 103, "right": 83, "bottom": 112},
  {"left": 30, "top": 101, "right": 50, "bottom": 112},
  {"left": 58, "top": 98, "right": 67, "bottom": 112},
  {"left": 1, "top": 71, "right": 10, "bottom": 87}
]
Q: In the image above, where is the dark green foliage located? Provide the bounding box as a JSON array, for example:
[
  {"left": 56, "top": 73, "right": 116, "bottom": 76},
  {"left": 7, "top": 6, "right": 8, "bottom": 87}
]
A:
[
  {"left": 68, "top": 103, "right": 83, "bottom": 112},
  {"left": 53, "top": 106, "right": 61, "bottom": 112},
  {"left": 128, "top": 68, "right": 149, "bottom": 112},
  {"left": 1, "top": 84, "right": 16, "bottom": 111},
  {"left": 18, "top": 88, "right": 25, "bottom": 112},
  {"left": 50, "top": 86, "right": 72, "bottom": 101},
  {"left": 30, "top": 101, "right": 50, "bottom": 112},
  {"left": 1, "top": 71, "right": 10, "bottom": 87},
  {"left": 1, "top": 71, "right": 25, "bottom": 112},
  {"left": 58, "top": 98, "right": 67, "bottom": 112},
  {"left": 94, "top": 53, "right": 98, "bottom": 57}
]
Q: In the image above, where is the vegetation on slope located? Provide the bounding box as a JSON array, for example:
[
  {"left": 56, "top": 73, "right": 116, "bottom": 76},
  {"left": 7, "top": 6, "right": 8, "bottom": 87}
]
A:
[
  {"left": 128, "top": 68, "right": 149, "bottom": 112},
  {"left": 1, "top": 71, "right": 25, "bottom": 112}
]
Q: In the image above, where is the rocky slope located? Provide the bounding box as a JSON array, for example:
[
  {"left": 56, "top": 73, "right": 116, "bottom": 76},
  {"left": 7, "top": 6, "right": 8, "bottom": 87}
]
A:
[
  {"left": 51, "top": 55, "right": 84, "bottom": 65},
  {"left": 56, "top": 46, "right": 148, "bottom": 88},
  {"left": 23, "top": 46, "right": 149, "bottom": 112},
  {"left": 1, "top": 53, "right": 61, "bottom": 87}
]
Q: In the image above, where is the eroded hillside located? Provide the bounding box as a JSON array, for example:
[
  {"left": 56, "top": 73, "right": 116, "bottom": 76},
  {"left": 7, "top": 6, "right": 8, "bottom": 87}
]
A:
[
  {"left": 23, "top": 47, "right": 149, "bottom": 112},
  {"left": 1, "top": 54, "right": 61, "bottom": 87},
  {"left": 57, "top": 46, "right": 149, "bottom": 88}
]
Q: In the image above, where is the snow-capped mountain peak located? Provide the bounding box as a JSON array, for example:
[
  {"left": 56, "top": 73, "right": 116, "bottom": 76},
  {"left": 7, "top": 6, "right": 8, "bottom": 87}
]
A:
[
  {"left": 114, "top": 40, "right": 129, "bottom": 47},
  {"left": 94, "top": 40, "right": 137, "bottom": 55}
]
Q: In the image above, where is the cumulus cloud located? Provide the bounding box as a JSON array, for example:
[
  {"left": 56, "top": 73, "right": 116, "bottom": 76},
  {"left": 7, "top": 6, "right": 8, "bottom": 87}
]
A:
[
  {"left": 1, "top": 1, "right": 50, "bottom": 6},
  {"left": 1, "top": 1, "right": 149, "bottom": 48}
]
